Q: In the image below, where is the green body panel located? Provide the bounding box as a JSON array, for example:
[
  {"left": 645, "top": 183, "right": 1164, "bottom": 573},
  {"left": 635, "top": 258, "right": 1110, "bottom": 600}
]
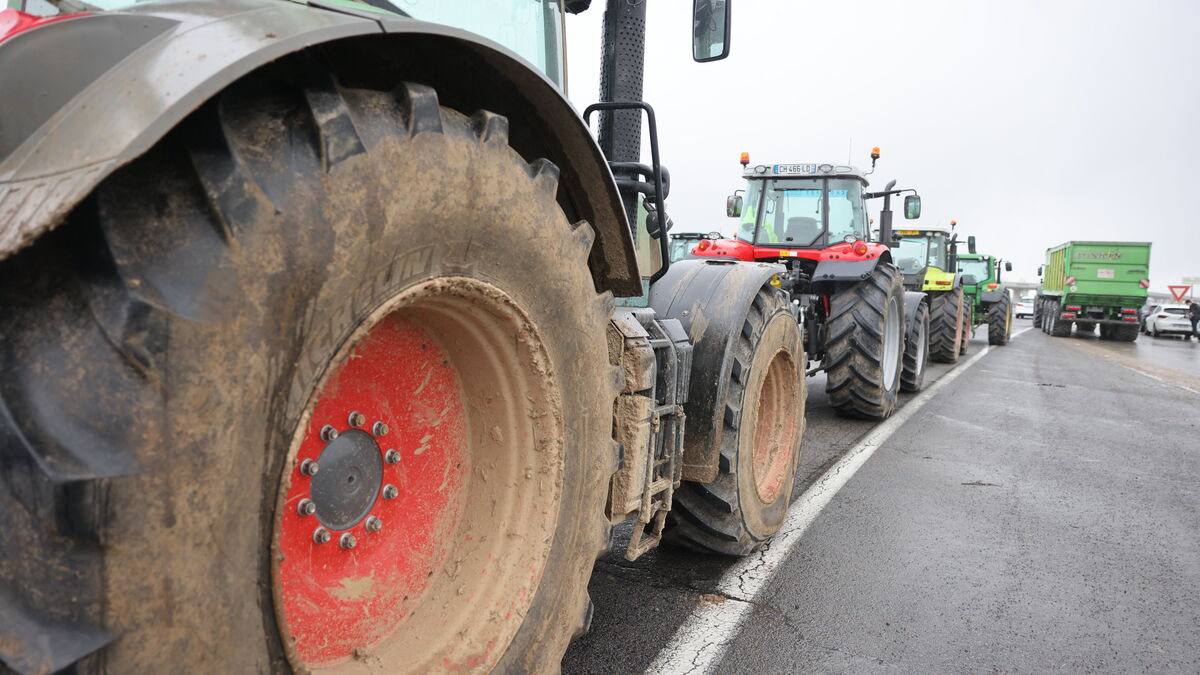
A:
[{"left": 1040, "top": 241, "right": 1151, "bottom": 305}]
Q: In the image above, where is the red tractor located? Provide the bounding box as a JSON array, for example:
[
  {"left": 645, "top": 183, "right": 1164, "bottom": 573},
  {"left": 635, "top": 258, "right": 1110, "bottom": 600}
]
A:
[{"left": 690, "top": 152, "right": 927, "bottom": 418}]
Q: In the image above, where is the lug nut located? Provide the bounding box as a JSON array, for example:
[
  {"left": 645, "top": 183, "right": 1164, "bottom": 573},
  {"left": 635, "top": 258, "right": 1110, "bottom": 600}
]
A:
[
  {"left": 313, "top": 527, "right": 331, "bottom": 544},
  {"left": 365, "top": 516, "right": 382, "bottom": 533},
  {"left": 348, "top": 411, "right": 365, "bottom": 428},
  {"left": 297, "top": 498, "right": 316, "bottom": 516},
  {"left": 339, "top": 533, "right": 357, "bottom": 549},
  {"left": 385, "top": 449, "right": 401, "bottom": 464},
  {"left": 372, "top": 421, "right": 389, "bottom": 437},
  {"left": 320, "top": 425, "right": 339, "bottom": 442},
  {"left": 300, "top": 459, "right": 319, "bottom": 476},
  {"left": 383, "top": 484, "right": 399, "bottom": 500}
]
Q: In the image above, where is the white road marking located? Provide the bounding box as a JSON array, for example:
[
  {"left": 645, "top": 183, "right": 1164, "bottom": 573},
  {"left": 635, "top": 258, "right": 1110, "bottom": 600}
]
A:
[
  {"left": 645, "top": 344, "right": 995, "bottom": 675},
  {"left": 1011, "top": 327, "right": 1033, "bottom": 339}
]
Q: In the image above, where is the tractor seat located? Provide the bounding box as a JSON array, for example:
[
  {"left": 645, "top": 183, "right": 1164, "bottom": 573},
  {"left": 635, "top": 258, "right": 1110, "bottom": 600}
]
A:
[{"left": 783, "top": 216, "right": 820, "bottom": 244}]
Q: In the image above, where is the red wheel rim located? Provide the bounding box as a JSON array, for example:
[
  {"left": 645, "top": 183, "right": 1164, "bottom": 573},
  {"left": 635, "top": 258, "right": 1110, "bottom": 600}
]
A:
[
  {"left": 750, "top": 348, "right": 800, "bottom": 504},
  {"left": 272, "top": 278, "right": 565, "bottom": 671}
]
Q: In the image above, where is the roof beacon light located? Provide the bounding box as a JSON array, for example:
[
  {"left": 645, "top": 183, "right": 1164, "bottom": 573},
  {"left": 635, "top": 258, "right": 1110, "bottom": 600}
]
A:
[
  {"left": 740, "top": 152, "right": 750, "bottom": 167},
  {"left": 869, "top": 146, "right": 880, "bottom": 173}
]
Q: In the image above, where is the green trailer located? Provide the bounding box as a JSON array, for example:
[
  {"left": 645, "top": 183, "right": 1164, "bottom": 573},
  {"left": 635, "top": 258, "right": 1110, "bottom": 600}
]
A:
[{"left": 1035, "top": 241, "right": 1151, "bottom": 341}]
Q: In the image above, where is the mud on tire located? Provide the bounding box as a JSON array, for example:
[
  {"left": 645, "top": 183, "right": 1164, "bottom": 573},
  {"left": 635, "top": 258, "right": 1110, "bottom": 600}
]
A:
[
  {"left": 928, "top": 287, "right": 964, "bottom": 363},
  {"left": 823, "top": 264, "right": 906, "bottom": 419},
  {"left": 667, "top": 286, "right": 805, "bottom": 556},
  {"left": 0, "top": 56, "right": 617, "bottom": 673}
]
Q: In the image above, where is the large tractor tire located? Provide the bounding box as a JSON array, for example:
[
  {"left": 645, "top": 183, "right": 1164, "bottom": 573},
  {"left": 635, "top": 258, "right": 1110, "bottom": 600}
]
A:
[
  {"left": 1033, "top": 298, "right": 1044, "bottom": 328},
  {"left": 929, "top": 288, "right": 964, "bottom": 363},
  {"left": 0, "top": 65, "right": 618, "bottom": 673},
  {"left": 960, "top": 313, "right": 971, "bottom": 355},
  {"left": 987, "top": 295, "right": 1013, "bottom": 345},
  {"left": 668, "top": 287, "right": 805, "bottom": 556},
  {"left": 900, "top": 300, "right": 930, "bottom": 393},
  {"left": 824, "top": 264, "right": 906, "bottom": 419}
]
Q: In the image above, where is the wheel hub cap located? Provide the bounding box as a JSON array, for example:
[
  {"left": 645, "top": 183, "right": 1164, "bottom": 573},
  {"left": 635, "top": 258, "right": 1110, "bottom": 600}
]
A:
[{"left": 309, "top": 430, "right": 383, "bottom": 531}]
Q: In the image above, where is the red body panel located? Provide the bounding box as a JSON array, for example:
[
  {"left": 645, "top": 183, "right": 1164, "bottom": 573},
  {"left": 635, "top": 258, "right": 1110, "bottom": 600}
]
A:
[
  {"left": 0, "top": 9, "right": 85, "bottom": 44},
  {"left": 691, "top": 237, "right": 888, "bottom": 264}
]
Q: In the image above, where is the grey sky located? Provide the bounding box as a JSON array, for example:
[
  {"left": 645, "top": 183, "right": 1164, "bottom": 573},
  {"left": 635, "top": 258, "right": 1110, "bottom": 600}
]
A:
[{"left": 565, "top": 0, "right": 1200, "bottom": 292}]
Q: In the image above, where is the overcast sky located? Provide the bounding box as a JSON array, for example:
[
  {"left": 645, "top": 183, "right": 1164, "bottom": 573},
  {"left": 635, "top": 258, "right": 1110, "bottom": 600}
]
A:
[{"left": 564, "top": 0, "right": 1199, "bottom": 292}]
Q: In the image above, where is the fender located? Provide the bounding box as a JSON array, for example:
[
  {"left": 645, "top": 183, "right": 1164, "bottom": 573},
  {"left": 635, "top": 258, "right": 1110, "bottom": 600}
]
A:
[
  {"left": 811, "top": 256, "right": 882, "bottom": 282},
  {"left": 648, "top": 259, "right": 788, "bottom": 483},
  {"left": 979, "top": 289, "right": 1006, "bottom": 303},
  {"left": 0, "top": 0, "right": 638, "bottom": 295},
  {"left": 902, "top": 290, "right": 927, "bottom": 326}
]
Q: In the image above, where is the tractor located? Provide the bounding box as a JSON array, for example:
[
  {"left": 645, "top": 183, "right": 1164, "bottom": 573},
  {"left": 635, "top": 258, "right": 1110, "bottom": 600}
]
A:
[
  {"left": 0, "top": 1, "right": 810, "bottom": 672},
  {"left": 668, "top": 231, "right": 720, "bottom": 262},
  {"left": 893, "top": 221, "right": 970, "bottom": 362},
  {"left": 956, "top": 239, "right": 1014, "bottom": 346},
  {"left": 689, "top": 152, "right": 926, "bottom": 418}
]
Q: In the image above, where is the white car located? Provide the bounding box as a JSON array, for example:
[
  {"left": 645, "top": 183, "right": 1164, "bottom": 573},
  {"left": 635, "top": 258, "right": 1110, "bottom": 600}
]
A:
[
  {"left": 1146, "top": 305, "right": 1194, "bottom": 339},
  {"left": 1014, "top": 298, "right": 1035, "bottom": 318}
]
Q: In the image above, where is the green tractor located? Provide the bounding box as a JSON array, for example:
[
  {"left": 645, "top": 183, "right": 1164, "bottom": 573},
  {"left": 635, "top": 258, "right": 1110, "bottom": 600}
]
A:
[
  {"left": 955, "top": 238, "right": 1014, "bottom": 346},
  {"left": 893, "top": 221, "right": 968, "bottom": 363}
]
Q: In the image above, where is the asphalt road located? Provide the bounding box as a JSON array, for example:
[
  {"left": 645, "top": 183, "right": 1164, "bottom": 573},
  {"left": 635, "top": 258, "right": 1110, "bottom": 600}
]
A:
[{"left": 562, "top": 318, "right": 1200, "bottom": 674}]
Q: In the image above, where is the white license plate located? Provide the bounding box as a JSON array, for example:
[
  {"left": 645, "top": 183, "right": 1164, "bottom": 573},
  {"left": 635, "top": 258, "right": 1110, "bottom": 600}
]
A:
[{"left": 1097, "top": 269, "right": 1115, "bottom": 279}]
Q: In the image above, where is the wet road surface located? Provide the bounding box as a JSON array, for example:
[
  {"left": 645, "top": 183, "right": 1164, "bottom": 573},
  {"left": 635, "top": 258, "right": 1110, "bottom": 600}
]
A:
[{"left": 563, "top": 318, "right": 1200, "bottom": 673}]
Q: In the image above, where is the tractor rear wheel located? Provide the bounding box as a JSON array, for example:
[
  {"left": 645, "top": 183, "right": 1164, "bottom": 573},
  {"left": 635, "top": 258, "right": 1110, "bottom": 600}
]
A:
[
  {"left": 668, "top": 286, "right": 805, "bottom": 555},
  {"left": 987, "top": 295, "right": 1013, "bottom": 345},
  {"left": 901, "top": 300, "right": 930, "bottom": 393},
  {"left": 928, "top": 288, "right": 964, "bottom": 363},
  {"left": 0, "top": 65, "right": 616, "bottom": 673},
  {"left": 824, "top": 264, "right": 906, "bottom": 419}
]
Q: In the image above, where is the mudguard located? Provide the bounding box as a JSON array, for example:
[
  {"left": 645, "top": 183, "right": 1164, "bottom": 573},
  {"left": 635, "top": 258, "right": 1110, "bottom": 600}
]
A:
[
  {"left": 980, "top": 289, "right": 1006, "bottom": 303},
  {"left": 648, "top": 259, "right": 788, "bottom": 483},
  {"left": 0, "top": 0, "right": 638, "bottom": 294},
  {"left": 903, "top": 290, "right": 927, "bottom": 329}
]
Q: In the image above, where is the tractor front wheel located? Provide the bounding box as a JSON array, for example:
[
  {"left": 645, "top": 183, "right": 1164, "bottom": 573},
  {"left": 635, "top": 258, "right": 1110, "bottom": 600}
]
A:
[
  {"left": 901, "top": 300, "right": 930, "bottom": 393},
  {"left": 823, "top": 264, "right": 906, "bottom": 419},
  {"left": 668, "top": 286, "right": 805, "bottom": 555}
]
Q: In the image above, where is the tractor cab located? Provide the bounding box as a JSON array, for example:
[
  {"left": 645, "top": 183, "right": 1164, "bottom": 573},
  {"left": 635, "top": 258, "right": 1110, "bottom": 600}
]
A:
[
  {"left": 732, "top": 163, "right": 870, "bottom": 250},
  {"left": 692, "top": 158, "right": 893, "bottom": 283},
  {"left": 894, "top": 223, "right": 958, "bottom": 292}
]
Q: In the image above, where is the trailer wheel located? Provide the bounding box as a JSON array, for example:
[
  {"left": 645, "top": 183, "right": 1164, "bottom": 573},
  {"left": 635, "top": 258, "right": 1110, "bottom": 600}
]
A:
[
  {"left": 901, "top": 301, "right": 930, "bottom": 393},
  {"left": 824, "top": 264, "right": 906, "bottom": 419},
  {"left": 1049, "top": 302, "right": 1073, "bottom": 337},
  {"left": 1110, "top": 323, "right": 1140, "bottom": 342},
  {"left": 668, "top": 286, "right": 805, "bottom": 555},
  {"left": 987, "top": 295, "right": 1013, "bottom": 345},
  {"left": 0, "top": 68, "right": 617, "bottom": 673},
  {"left": 929, "top": 288, "right": 964, "bottom": 362}
]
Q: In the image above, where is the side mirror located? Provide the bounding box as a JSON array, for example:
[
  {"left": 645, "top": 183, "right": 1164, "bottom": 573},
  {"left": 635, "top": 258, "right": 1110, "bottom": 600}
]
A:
[
  {"left": 903, "top": 194, "right": 921, "bottom": 219},
  {"left": 1005, "top": 261, "right": 1013, "bottom": 272},
  {"left": 967, "top": 235, "right": 977, "bottom": 254},
  {"left": 726, "top": 194, "right": 742, "bottom": 217},
  {"left": 693, "top": 0, "right": 732, "bottom": 62},
  {"left": 1037, "top": 265, "right": 1043, "bottom": 276}
]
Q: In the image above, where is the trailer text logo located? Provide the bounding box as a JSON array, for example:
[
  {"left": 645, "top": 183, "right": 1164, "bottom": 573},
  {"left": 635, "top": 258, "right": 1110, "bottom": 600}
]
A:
[{"left": 1075, "top": 251, "right": 1123, "bottom": 260}]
